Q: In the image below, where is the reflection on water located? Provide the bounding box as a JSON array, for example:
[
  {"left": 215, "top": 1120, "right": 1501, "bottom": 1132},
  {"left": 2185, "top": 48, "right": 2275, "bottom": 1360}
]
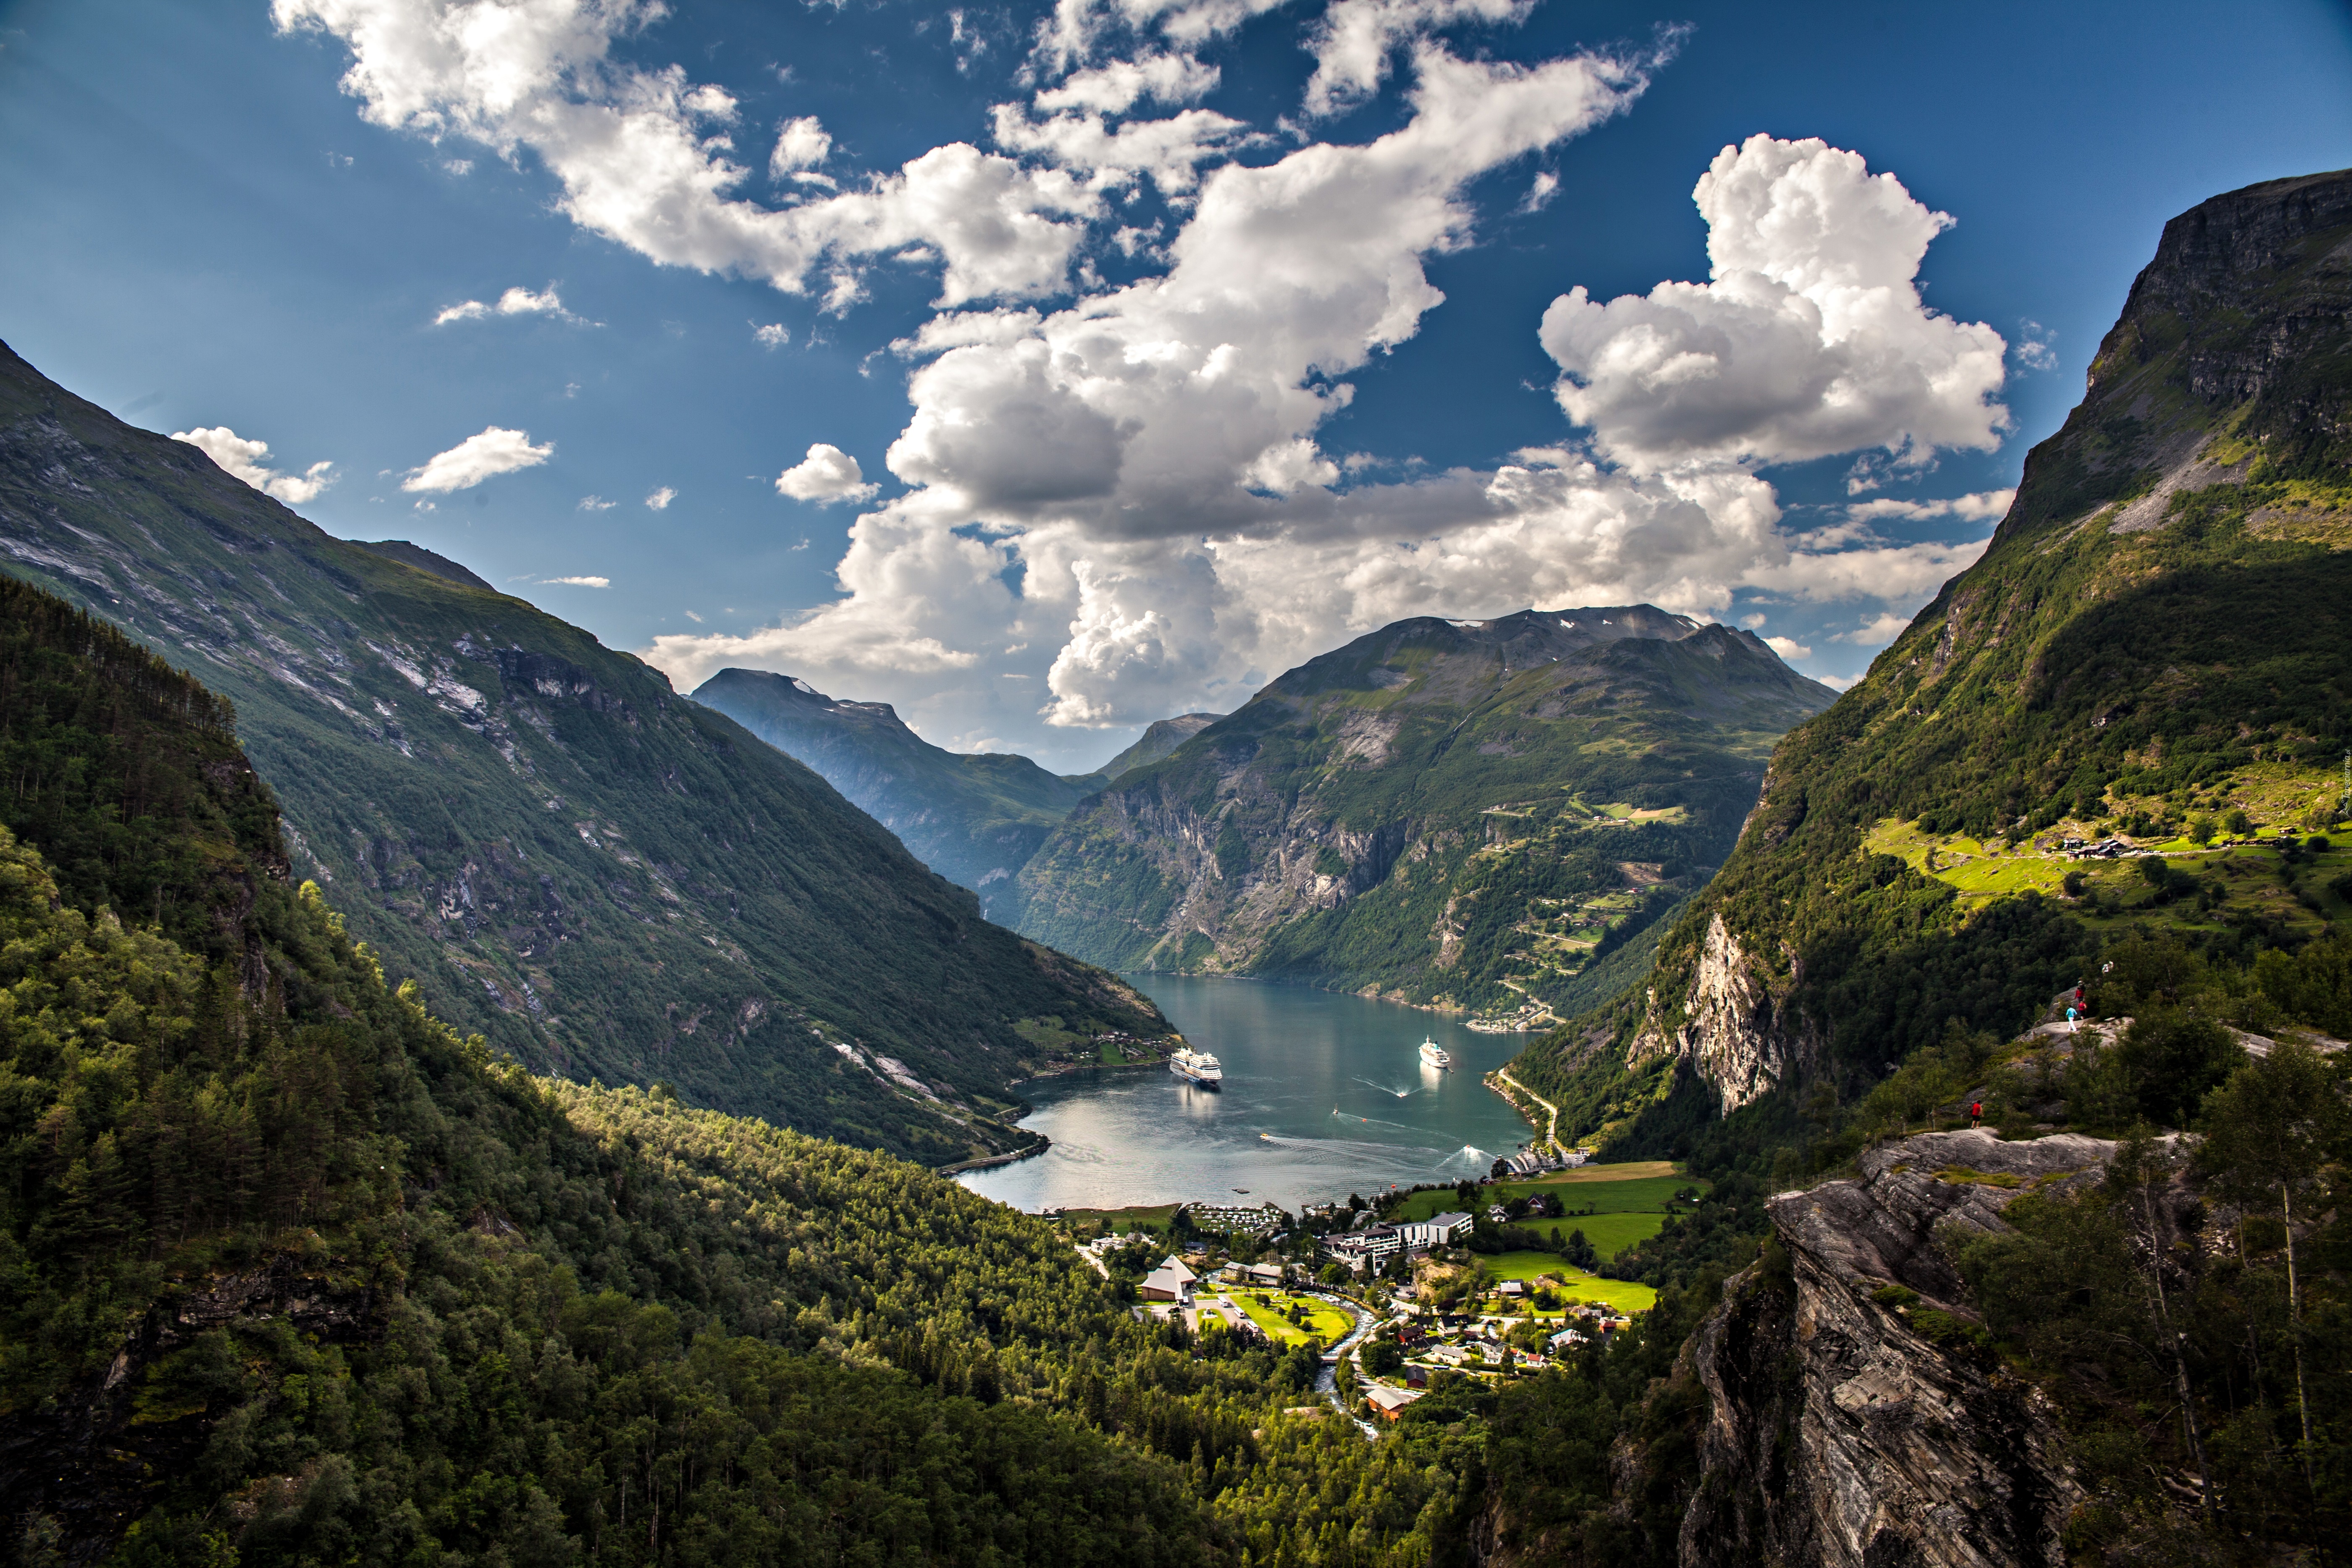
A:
[{"left": 957, "top": 974, "right": 1541, "bottom": 1215}]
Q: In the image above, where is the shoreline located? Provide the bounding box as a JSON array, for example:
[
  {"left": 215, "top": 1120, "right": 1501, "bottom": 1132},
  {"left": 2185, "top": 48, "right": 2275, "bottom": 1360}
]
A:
[
  {"left": 937, "top": 1134, "right": 1051, "bottom": 1177},
  {"left": 1010, "top": 1052, "right": 1176, "bottom": 1090},
  {"left": 1485, "top": 1066, "right": 1564, "bottom": 1156}
]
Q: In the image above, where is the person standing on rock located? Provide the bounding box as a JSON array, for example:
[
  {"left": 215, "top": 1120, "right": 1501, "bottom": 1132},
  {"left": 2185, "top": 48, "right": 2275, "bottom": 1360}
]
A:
[{"left": 1970, "top": 1100, "right": 1983, "bottom": 1129}]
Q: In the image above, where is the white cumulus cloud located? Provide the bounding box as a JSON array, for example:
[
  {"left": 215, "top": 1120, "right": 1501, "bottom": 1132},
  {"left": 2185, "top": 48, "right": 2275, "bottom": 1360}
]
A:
[
  {"left": 1539, "top": 134, "right": 2009, "bottom": 473},
  {"left": 172, "top": 426, "right": 339, "bottom": 505},
  {"left": 1836, "top": 609, "right": 1914, "bottom": 646},
  {"left": 1845, "top": 488, "right": 2015, "bottom": 524},
  {"left": 402, "top": 426, "right": 555, "bottom": 492},
  {"left": 433, "top": 284, "right": 581, "bottom": 325},
  {"left": 1035, "top": 51, "right": 1219, "bottom": 113},
  {"left": 775, "top": 443, "right": 878, "bottom": 503},
  {"left": 277, "top": 3, "right": 2013, "bottom": 759},
  {"left": 1302, "top": 0, "right": 1534, "bottom": 117},
  {"left": 544, "top": 574, "right": 610, "bottom": 587},
  {"left": 646, "top": 486, "right": 677, "bottom": 509},
  {"left": 1762, "top": 634, "right": 1810, "bottom": 661},
  {"left": 770, "top": 115, "right": 832, "bottom": 177},
  {"left": 644, "top": 120, "right": 2006, "bottom": 743},
  {"left": 277, "top": 0, "right": 1103, "bottom": 310},
  {"left": 754, "top": 322, "right": 790, "bottom": 348}
]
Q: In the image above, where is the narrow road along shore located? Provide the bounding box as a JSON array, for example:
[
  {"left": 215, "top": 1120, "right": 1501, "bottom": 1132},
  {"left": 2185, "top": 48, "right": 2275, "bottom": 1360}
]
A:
[{"left": 1488, "top": 1065, "right": 1565, "bottom": 1157}]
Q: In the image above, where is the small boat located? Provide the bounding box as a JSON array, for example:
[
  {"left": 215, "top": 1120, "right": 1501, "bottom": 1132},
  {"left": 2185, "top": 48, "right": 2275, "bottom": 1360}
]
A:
[{"left": 1419, "top": 1036, "right": 1453, "bottom": 1070}]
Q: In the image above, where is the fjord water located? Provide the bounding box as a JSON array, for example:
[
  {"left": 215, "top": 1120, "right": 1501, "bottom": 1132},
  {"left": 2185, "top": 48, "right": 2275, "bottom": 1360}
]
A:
[{"left": 959, "top": 976, "right": 1542, "bottom": 1216}]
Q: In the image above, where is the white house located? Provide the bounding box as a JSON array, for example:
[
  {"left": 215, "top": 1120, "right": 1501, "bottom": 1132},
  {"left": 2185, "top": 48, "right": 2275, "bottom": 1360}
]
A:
[
  {"left": 1139, "top": 1255, "right": 1197, "bottom": 1303},
  {"left": 1396, "top": 1211, "right": 1473, "bottom": 1249}
]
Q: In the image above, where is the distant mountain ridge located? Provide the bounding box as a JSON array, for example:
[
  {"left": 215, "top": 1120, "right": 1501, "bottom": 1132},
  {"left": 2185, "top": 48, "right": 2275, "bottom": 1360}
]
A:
[
  {"left": 691, "top": 667, "right": 1222, "bottom": 911},
  {"left": 0, "top": 340, "right": 1167, "bottom": 1165},
  {"left": 692, "top": 668, "right": 1098, "bottom": 907},
  {"left": 1095, "top": 712, "right": 1221, "bottom": 782},
  {"left": 1010, "top": 605, "right": 1837, "bottom": 1022}
]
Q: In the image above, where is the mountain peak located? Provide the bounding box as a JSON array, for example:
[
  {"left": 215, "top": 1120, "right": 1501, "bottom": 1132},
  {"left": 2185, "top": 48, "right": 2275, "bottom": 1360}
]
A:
[{"left": 1998, "top": 166, "right": 2352, "bottom": 544}]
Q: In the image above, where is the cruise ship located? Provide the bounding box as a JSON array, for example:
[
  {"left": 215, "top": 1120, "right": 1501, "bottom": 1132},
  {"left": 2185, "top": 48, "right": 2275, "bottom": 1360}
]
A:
[
  {"left": 1170, "top": 1045, "right": 1224, "bottom": 1087},
  {"left": 1419, "top": 1037, "right": 1452, "bottom": 1069}
]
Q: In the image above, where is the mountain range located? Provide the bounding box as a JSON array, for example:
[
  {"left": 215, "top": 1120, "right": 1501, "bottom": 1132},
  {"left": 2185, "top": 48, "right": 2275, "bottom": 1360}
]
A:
[
  {"left": 1, "top": 165, "right": 2348, "bottom": 1568},
  {"left": 1010, "top": 606, "right": 1837, "bottom": 1024},
  {"left": 0, "top": 343, "right": 1168, "bottom": 1166},
  {"left": 688, "top": 667, "right": 1219, "bottom": 911}
]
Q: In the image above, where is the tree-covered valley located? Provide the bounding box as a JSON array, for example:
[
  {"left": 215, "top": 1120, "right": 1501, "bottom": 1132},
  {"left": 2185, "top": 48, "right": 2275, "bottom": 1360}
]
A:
[
  {"left": 0, "top": 91, "right": 2347, "bottom": 1568},
  {"left": 0, "top": 345, "right": 1169, "bottom": 1166}
]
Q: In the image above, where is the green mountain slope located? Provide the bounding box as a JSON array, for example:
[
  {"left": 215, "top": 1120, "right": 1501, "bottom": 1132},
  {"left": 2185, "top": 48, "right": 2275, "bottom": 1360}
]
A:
[
  {"left": 1011, "top": 607, "right": 1836, "bottom": 1023},
  {"left": 1094, "top": 711, "right": 1221, "bottom": 783},
  {"left": 1511, "top": 168, "right": 2352, "bottom": 1157},
  {"left": 0, "top": 343, "right": 1167, "bottom": 1165},
  {"left": 0, "top": 586, "right": 1226, "bottom": 1564},
  {"left": 0, "top": 563, "right": 1820, "bottom": 1568},
  {"left": 689, "top": 667, "right": 1097, "bottom": 909},
  {"left": 345, "top": 538, "right": 496, "bottom": 591}
]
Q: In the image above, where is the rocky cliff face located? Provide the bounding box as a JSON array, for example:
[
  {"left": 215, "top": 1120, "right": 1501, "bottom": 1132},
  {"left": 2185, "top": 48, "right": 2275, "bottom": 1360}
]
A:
[
  {"left": 1678, "top": 1130, "right": 2108, "bottom": 1568},
  {"left": 1628, "top": 913, "right": 1803, "bottom": 1113}
]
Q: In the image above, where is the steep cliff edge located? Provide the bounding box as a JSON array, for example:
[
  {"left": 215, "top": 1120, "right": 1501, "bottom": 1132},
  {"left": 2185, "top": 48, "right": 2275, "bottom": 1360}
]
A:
[
  {"left": 1512, "top": 168, "right": 2352, "bottom": 1139},
  {"left": 1678, "top": 1132, "right": 2105, "bottom": 1568}
]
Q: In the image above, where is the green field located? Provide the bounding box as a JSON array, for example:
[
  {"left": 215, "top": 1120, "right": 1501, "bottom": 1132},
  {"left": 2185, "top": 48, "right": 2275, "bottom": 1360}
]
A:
[
  {"left": 1056, "top": 1203, "right": 1182, "bottom": 1237},
  {"left": 1510, "top": 1211, "right": 1667, "bottom": 1259},
  {"left": 1386, "top": 1165, "right": 1699, "bottom": 1229},
  {"left": 1469, "top": 1253, "right": 1658, "bottom": 1313},
  {"left": 1227, "top": 1291, "right": 1353, "bottom": 1345},
  {"left": 1862, "top": 798, "right": 2352, "bottom": 943}
]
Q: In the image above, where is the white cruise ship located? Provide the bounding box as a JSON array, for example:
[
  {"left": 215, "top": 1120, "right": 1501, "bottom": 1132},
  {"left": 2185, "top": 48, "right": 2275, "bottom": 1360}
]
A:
[
  {"left": 1419, "top": 1037, "right": 1452, "bottom": 1069},
  {"left": 1170, "top": 1045, "right": 1224, "bottom": 1087}
]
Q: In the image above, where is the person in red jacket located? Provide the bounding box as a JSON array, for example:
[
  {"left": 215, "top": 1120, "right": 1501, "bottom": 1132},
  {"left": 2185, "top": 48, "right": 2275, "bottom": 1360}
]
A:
[{"left": 1969, "top": 1100, "right": 1983, "bottom": 1129}]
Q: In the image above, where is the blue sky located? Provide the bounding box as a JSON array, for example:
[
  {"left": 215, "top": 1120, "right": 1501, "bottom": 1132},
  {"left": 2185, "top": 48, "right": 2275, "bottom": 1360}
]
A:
[{"left": 2, "top": 0, "right": 2347, "bottom": 770}]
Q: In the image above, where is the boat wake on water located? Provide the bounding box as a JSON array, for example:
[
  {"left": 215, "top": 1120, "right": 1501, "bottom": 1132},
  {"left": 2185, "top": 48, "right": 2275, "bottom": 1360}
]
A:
[
  {"left": 1334, "top": 1108, "right": 1453, "bottom": 1137},
  {"left": 1265, "top": 1129, "right": 1444, "bottom": 1159},
  {"left": 1351, "top": 1077, "right": 1412, "bottom": 1099}
]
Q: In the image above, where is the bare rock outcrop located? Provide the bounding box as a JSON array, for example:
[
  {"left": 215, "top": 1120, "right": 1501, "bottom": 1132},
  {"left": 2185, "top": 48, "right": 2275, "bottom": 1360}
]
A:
[
  {"left": 1631, "top": 914, "right": 1804, "bottom": 1113},
  {"left": 1680, "top": 1132, "right": 2108, "bottom": 1568}
]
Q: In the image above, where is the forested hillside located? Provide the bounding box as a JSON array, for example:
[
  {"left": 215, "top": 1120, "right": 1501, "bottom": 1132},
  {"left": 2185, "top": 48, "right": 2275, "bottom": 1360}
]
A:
[
  {"left": 1511, "top": 169, "right": 2352, "bottom": 1159},
  {"left": 1014, "top": 607, "right": 1834, "bottom": 1024},
  {"left": 0, "top": 565, "right": 1767, "bottom": 1568},
  {"left": 0, "top": 347, "right": 1168, "bottom": 1164},
  {"left": 1474, "top": 170, "right": 2352, "bottom": 1564}
]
